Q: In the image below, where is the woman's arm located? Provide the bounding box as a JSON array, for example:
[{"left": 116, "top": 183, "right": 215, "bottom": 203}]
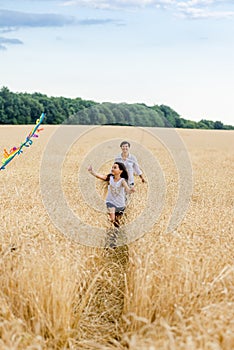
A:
[
  {"left": 87, "top": 165, "right": 107, "bottom": 181},
  {"left": 122, "top": 179, "right": 135, "bottom": 194},
  {"left": 132, "top": 155, "right": 145, "bottom": 183}
]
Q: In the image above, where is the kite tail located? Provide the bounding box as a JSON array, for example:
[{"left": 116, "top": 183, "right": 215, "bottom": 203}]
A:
[{"left": 0, "top": 113, "right": 45, "bottom": 171}]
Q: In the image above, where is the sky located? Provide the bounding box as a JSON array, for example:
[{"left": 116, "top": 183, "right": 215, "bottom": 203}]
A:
[{"left": 0, "top": 0, "right": 234, "bottom": 125}]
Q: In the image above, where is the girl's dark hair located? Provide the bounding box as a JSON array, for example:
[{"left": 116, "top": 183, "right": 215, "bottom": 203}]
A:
[{"left": 105, "top": 162, "right": 129, "bottom": 182}]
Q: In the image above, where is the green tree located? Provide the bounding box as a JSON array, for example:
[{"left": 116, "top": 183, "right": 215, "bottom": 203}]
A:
[
  {"left": 157, "top": 105, "right": 180, "bottom": 127},
  {"left": 0, "top": 86, "right": 233, "bottom": 129},
  {"left": 183, "top": 120, "right": 197, "bottom": 129},
  {"left": 198, "top": 119, "right": 214, "bottom": 129},
  {"left": 88, "top": 106, "right": 100, "bottom": 124},
  {"left": 214, "top": 120, "right": 224, "bottom": 129},
  {"left": 175, "top": 117, "right": 185, "bottom": 128}
]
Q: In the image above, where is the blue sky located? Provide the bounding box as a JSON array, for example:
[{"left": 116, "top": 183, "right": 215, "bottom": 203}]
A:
[{"left": 0, "top": 0, "right": 234, "bottom": 125}]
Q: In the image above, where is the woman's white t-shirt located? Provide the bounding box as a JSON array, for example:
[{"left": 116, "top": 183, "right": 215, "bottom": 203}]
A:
[
  {"left": 114, "top": 153, "right": 142, "bottom": 185},
  {"left": 106, "top": 176, "right": 126, "bottom": 208}
]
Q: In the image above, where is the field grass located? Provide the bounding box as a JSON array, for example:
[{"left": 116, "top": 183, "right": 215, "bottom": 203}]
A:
[{"left": 0, "top": 125, "right": 234, "bottom": 349}]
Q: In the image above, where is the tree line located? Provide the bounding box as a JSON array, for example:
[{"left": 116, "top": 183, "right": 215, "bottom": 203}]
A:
[{"left": 0, "top": 86, "right": 233, "bottom": 129}]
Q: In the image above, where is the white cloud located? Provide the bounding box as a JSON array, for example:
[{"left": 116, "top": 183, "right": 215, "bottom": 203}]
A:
[
  {"left": 62, "top": 0, "right": 155, "bottom": 6},
  {"left": 178, "top": 7, "right": 234, "bottom": 19},
  {"left": 61, "top": 0, "right": 234, "bottom": 19}
]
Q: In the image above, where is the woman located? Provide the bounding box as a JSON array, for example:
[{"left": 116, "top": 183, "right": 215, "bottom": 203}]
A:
[{"left": 88, "top": 162, "right": 135, "bottom": 227}]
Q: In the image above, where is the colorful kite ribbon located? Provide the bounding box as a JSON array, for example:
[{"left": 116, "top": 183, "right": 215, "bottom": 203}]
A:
[{"left": 0, "top": 113, "right": 45, "bottom": 171}]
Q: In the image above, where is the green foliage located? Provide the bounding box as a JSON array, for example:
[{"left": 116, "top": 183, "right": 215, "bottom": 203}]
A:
[
  {"left": 182, "top": 119, "right": 197, "bottom": 129},
  {"left": 197, "top": 119, "right": 214, "bottom": 129},
  {"left": 214, "top": 120, "right": 224, "bottom": 129},
  {"left": 0, "top": 86, "right": 233, "bottom": 129},
  {"left": 155, "top": 104, "right": 180, "bottom": 127}
]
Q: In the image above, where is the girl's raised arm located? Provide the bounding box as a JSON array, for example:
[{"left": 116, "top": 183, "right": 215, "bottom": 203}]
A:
[{"left": 88, "top": 165, "right": 107, "bottom": 181}]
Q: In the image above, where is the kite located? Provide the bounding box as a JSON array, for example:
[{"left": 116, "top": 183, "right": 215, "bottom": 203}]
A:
[{"left": 0, "top": 113, "right": 45, "bottom": 171}]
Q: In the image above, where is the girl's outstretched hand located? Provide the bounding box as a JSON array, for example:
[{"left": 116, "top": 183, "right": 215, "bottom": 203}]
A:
[{"left": 88, "top": 165, "right": 93, "bottom": 173}]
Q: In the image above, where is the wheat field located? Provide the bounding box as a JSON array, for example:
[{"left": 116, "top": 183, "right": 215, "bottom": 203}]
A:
[{"left": 0, "top": 125, "right": 234, "bottom": 349}]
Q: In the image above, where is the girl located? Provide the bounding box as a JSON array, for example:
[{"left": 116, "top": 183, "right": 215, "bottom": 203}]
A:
[{"left": 88, "top": 162, "right": 135, "bottom": 227}]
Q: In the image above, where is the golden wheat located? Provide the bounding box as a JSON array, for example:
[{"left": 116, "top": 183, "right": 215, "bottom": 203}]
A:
[{"left": 0, "top": 125, "right": 233, "bottom": 349}]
